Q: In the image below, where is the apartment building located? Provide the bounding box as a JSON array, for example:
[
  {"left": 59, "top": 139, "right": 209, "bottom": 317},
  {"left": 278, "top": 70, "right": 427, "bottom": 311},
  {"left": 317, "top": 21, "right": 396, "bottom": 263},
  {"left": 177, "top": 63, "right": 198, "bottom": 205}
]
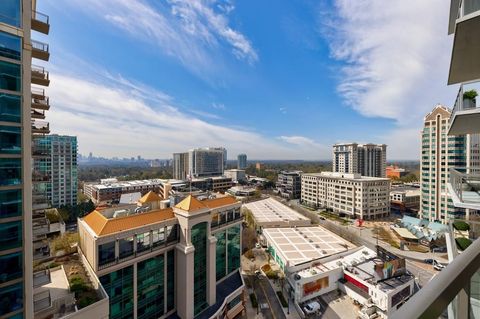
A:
[
  {"left": 237, "top": 153, "right": 247, "bottom": 169},
  {"left": 34, "top": 134, "right": 78, "bottom": 206},
  {"left": 332, "top": 143, "right": 387, "bottom": 177},
  {"left": 78, "top": 192, "right": 245, "bottom": 319},
  {"left": 0, "top": 1, "right": 51, "bottom": 318},
  {"left": 83, "top": 179, "right": 162, "bottom": 205},
  {"left": 173, "top": 147, "right": 227, "bottom": 179},
  {"left": 275, "top": 170, "right": 302, "bottom": 199},
  {"left": 301, "top": 172, "right": 390, "bottom": 220},
  {"left": 224, "top": 169, "right": 246, "bottom": 183},
  {"left": 420, "top": 105, "right": 466, "bottom": 223}
]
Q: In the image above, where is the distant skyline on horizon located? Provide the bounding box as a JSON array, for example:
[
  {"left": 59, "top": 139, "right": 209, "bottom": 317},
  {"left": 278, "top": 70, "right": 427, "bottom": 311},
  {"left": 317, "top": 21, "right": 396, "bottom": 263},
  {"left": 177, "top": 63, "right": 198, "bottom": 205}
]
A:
[{"left": 40, "top": 0, "right": 455, "bottom": 161}]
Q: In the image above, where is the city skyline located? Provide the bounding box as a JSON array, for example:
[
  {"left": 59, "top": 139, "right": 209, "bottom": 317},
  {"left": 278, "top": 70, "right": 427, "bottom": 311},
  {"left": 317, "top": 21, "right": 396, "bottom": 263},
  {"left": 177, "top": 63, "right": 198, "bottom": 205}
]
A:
[{"left": 38, "top": 0, "right": 455, "bottom": 160}]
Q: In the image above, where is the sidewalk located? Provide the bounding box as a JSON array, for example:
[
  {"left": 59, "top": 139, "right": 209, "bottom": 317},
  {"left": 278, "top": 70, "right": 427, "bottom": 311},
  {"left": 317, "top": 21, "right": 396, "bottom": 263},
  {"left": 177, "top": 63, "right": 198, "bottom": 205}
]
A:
[{"left": 266, "top": 277, "right": 302, "bottom": 319}]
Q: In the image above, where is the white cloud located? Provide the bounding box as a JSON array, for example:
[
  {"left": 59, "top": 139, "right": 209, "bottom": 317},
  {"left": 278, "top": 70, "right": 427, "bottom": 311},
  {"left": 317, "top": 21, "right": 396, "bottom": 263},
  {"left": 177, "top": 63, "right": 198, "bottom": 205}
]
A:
[
  {"left": 61, "top": 0, "right": 257, "bottom": 79},
  {"left": 320, "top": 0, "right": 456, "bottom": 124},
  {"left": 47, "top": 71, "right": 330, "bottom": 160}
]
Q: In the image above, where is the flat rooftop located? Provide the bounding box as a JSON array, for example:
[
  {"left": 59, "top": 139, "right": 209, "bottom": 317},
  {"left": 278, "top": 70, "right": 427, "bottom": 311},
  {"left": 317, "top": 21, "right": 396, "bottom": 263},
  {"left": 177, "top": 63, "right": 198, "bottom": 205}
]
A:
[
  {"left": 263, "top": 226, "right": 356, "bottom": 266},
  {"left": 243, "top": 198, "right": 310, "bottom": 224},
  {"left": 303, "top": 172, "right": 389, "bottom": 182}
]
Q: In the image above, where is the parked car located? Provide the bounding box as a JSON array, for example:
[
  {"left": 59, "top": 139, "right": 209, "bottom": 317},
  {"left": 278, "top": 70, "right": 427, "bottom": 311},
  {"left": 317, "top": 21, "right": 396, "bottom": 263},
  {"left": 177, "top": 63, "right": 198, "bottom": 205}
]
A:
[
  {"left": 433, "top": 260, "right": 446, "bottom": 271},
  {"left": 319, "top": 217, "right": 326, "bottom": 221},
  {"left": 424, "top": 259, "right": 434, "bottom": 264},
  {"left": 304, "top": 301, "right": 321, "bottom": 315}
]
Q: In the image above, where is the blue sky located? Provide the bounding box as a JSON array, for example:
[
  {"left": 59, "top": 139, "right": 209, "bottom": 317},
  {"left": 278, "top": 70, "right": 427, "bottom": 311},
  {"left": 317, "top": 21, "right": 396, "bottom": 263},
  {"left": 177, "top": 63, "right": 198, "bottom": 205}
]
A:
[{"left": 38, "top": 0, "right": 456, "bottom": 160}]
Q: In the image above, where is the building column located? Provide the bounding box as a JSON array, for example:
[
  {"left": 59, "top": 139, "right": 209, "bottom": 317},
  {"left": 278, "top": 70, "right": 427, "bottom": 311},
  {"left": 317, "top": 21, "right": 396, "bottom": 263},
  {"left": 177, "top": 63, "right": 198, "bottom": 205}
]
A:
[
  {"left": 176, "top": 243, "right": 195, "bottom": 319},
  {"left": 207, "top": 235, "right": 217, "bottom": 305},
  {"left": 133, "top": 262, "right": 138, "bottom": 319}
]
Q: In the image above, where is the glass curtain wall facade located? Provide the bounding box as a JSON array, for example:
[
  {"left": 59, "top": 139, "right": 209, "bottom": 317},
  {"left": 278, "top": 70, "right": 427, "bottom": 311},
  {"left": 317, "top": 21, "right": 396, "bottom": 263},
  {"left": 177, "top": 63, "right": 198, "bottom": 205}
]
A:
[
  {"left": 100, "top": 266, "right": 134, "bottom": 319},
  {"left": 137, "top": 255, "right": 165, "bottom": 319},
  {"left": 214, "top": 224, "right": 241, "bottom": 282},
  {"left": 192, "top": 222, "right": 208, "bottom": 316},
  {"left": 0, "top": 0, "right": 25, "bottom": 318}
]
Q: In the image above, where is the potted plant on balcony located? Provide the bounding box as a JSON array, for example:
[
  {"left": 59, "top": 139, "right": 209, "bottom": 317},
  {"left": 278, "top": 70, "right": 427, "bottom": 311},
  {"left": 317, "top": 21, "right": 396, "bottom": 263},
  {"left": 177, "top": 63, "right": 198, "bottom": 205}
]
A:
[{"left": 463, "top": 89, "right": 478, "bottom": 109}]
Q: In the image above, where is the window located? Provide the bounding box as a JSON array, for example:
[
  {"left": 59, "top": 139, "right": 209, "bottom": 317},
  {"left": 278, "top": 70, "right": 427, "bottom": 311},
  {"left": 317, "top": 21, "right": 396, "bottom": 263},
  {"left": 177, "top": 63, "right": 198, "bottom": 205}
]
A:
[
  {"left": 100, "top": 266, "right": 133, "bottom": 319},
  {"left": 0, "top": 282, "right": 22, "bottom": 316},
  {"left": 0, "top": 126, "right": 20, "bottom": 154},
  {"left": 119, "top": 237, "right": 134, "bottom": 259},
  {"left": 0, "top": 252, "right": 22, "bottom": 283},
  {"left": 192, "top": 222, "right": 208, "bottom": 315},
  {"left": 0, "top": 189, "right": 21, "bottom": 219},
  {"left": 137, "top": 255, "right": 164, "bottom": 319},
  {"left": 167, "top": 249, "right": 175, "bottom": 311},
  {"left": 0, "top": 158, "right": 21, "bottom": 186},
  {"left": 0, "top": 32, "right": 20, "bottom": 60},
  {"left": 0, "top": 60, "right": 20, "bottom": 92},
  {"left": 98, "top": 241, "right": 115, "bottom": 267},
  {"left": 215, "top": 230, "right": 227, "bottom": 281},
  {"left": 227, "top": 225, "right": 241, "bottom": 274},
  {"left": 166, "top": 224, "right": 178, "bottom": 244},
  {"left": 0, "top": 221, "right": 21, "bottom": 251},
  {"left": 0, "top": 93, "right": 21, "bottom": 123},
  {"left": 152, "top": 228, "right": 165, "bottom": 247},
  {"left": 0, "top": 0, "right": 21, "bottom": 27},
  {"left": 136, "top": 231, "right": 150, "bottom": 253}
]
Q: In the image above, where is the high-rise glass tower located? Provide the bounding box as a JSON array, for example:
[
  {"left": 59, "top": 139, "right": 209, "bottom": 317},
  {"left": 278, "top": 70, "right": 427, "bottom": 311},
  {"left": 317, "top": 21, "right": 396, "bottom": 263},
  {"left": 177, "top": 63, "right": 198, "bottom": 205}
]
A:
[
  {"left": 237, "top": 153, "right": 247, "bottom": 169},
  {"left": 420, "top": 105, "right": 465, "bottom": 223},
  {"left": 0, "top": 0, "right": 50, "bottom": 318}
]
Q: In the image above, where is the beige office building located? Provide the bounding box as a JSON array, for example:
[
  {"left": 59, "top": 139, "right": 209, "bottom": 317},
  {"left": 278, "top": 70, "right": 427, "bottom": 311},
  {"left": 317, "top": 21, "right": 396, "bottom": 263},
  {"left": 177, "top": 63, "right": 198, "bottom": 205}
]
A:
[{"left": 301, "top": 172, "right": 390, "bottom": 220}]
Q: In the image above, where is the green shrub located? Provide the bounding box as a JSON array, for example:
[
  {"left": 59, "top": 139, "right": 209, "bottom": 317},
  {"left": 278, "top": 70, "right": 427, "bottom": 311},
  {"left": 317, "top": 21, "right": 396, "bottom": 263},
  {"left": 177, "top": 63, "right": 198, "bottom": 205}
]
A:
[
  {"left": 249, "top": 293, "right": 258, "bottom": 308},
  {"left": 276, "top": 291, "right": 288, "bottom": 307},
  {"left": 70, "top": 276, "right": 87, "bottom": 295},
  {"left": 265, "top": 270, "right": 278, "bottom": 280},
  {"left": 456, "top": 237, "right": 473, "bottom": 251},
  {"left": 78, "top": 295, "right": 95, "bottom": 308},
  {"left": 463, "top": 89, "right": 478, "bottom": 100},
  {"left": 453, "top": 221, "right": 470, "bottom": 232}
]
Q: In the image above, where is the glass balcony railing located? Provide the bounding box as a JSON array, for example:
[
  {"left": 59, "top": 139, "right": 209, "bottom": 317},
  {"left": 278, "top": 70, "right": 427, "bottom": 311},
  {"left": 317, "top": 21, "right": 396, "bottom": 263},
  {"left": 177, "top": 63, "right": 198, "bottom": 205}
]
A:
[
  {"left": 390, "top": 233, "right": 480, "bottom": 319},
  {"left": 31, "top": 10, "right": 50, "bottom": 34},
  {"left": 32, "top": 120, "right": 50, "bottom": 134},
  {"left": 31, "top": 40, "right": 50, "bottom": 61},
  {"left": 31, "top": 65, "right": 50, "bottom": 86},
  {"left": 448, "top": 167, "right": 480, "bottom": 210}
]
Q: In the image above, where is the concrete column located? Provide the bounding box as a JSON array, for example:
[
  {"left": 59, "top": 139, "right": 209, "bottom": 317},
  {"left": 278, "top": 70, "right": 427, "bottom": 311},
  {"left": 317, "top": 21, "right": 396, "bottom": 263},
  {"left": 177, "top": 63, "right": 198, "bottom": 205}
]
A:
[
  {"left": 207, "top": 235, "right": 218, "bottom": 305},
  {"left": 176, "top": 243, "right": 195, "bottom": 319}
]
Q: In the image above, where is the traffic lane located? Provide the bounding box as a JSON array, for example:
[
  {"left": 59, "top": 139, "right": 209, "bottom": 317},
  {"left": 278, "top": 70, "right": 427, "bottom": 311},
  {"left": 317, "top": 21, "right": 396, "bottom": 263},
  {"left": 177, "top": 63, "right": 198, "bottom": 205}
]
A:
[
  {"left": 258, "top": 276, "right": 287, "bottom": 319},
  {"left": 246, "top": 275, "right": 274, "bottom": 319},
  {"left": 406, "top": 259, "right": 436, "bottom": 288}
]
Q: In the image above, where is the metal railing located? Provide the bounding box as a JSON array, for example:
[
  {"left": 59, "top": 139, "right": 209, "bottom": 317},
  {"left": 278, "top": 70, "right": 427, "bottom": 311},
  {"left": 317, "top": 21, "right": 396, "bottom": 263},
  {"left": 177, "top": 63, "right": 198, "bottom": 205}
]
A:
[
  {"left": 31, "top": 65, "right": 49, "bottom": 82},
  {"left": 32, "top": 120, "right": 50, "bottom": 133},
  {"left": 31, "top": 87, "right": 45, "bottom": 97},
  {"left": 462, "top": 0, "right": 480, "bottom": 17},
  {"left": 32, "top": 10, "right": 49, "bottom": 24},
  {"left": 31, "top": 40, "right": 49, "bottom": 53},
  {"left": 449, "top": 167, "right": 480, "bottom": 205},
  {"left": 391, "top": 230, "right": 480, "bottom": 319}
]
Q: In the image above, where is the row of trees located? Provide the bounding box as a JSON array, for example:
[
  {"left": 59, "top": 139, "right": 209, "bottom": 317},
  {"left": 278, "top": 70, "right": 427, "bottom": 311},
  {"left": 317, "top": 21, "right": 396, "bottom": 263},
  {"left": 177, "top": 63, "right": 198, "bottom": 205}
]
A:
[{"left": 78, "top": 165, "right": 173, "bottom": 182}]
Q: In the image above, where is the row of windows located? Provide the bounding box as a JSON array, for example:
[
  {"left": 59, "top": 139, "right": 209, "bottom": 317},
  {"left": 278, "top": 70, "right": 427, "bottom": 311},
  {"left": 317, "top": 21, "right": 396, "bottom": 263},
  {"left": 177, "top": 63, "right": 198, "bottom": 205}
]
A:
[
  {"left": 215, "top": 224, "right": 241, "bottom": 282},
  {"left": 211, "top": 208, "right": 241, "bottom": 228}
]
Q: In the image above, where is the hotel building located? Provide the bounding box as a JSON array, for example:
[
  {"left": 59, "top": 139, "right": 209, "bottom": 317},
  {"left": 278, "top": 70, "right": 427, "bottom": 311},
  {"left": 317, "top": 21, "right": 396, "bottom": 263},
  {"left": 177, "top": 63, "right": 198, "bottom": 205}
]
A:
[
  {"left": 301, "top": 172, "right": 390, "bottom": 220},
  {"left": 78, "top": 191, "right": 245, "bottom": 319},
  {"left": 173, "top": 147, "right": 227, "bottom": 180}
]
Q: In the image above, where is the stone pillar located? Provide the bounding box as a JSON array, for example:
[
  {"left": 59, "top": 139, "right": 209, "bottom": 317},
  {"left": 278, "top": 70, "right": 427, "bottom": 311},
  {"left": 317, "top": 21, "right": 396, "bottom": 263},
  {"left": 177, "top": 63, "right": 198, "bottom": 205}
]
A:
[
  {"left": 176, "top": 243, "right": 195, "bottom": 319},
  {"left": 207, "top": 236, "right": 217, "bottom": 305}
]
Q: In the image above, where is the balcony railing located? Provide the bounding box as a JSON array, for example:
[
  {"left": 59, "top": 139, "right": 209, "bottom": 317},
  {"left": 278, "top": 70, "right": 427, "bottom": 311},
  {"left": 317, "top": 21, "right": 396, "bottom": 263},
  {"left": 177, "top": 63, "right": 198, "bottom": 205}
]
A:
[
  {"left": 31, "top": 40, "right": 50, "bottom": 61},
  {"left": 32, "top": 121, "right": 50, "bottom": 134},
  {"left": 33, "top": 269, "right": 51, "bottom": 288},
  {"left": 448, "top": 82, "right": 480, "bottom": 135},
  {"left": 31, "top": 65, "right": 50, "bottom": 86},
  {"left": 31, "top": 89, "right": 50, "bottom": 111},
  {"left": 31, "top": 109, "right": 46, "bottom": 119},
  {"left": 31, "top": 10, "right": 50, "bottom": 34},
  {"left": 32, "top": 170, "right": 50, "bottom": 182},
  {"left": 448, "top": 167, "right": 480, "bottom": 210},
  {"left": 33, "top": 290, "right": 51, "bottom": 313}
]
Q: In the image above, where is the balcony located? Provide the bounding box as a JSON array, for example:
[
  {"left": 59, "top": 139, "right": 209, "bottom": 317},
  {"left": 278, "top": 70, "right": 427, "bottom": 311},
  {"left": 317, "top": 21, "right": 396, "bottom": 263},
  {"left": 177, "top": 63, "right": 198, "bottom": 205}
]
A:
[
  {"left": 448, "top": 0, "right": 480, "bottom": 84},
  {"left": 32, "top": 88, "right": 50, "bottom": 110},
  {"left": 32, "top": 120, "right": 50, "bottom": 134},
  {"left": 33, "top": 269, "right": 51, "bottom": 288},
  {"left": 32, "top": 144, "right": 49, "bottom": 157},
  {"left": 390, "top": 233, "right": 480, "bottom": 319},
  {"left": 31, "top": 65, "right": 50, "bottom": 86},
  {"left": 31, "top": 40, "right": 50, "bottom": 61},
  {"left": 31, "top": 109, "right": 45, "bottom": 119},
  {"left": 31, "top": 10, "right": 50, "bottom": 34},
  {"left": 32, "top": 170, "right": 50, "bottom": 183},
  {"left": 448, "top": 84, "right": 480, "bottom": 135},
  {"left": 448, "top": 167, "right": 480, "bottom": 210}
]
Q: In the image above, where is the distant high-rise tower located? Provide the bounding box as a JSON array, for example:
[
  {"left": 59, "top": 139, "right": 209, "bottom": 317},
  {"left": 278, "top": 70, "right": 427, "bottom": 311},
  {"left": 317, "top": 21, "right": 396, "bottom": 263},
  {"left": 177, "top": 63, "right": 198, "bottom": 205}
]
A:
[
  {"left": 332, "top": 143, "right": 387, "bottom": 177},
  {"left": 173, "top": 147, "right": 226, "bottom": 179},
  {"left": 237, "top": 154, "right": 247, "bottom": 169},
  {"left": 35, "top": 135, "right": 78, "bottom": 206},
  {"left": 420, "top": 105, "right": 466, "bottom": 223}
]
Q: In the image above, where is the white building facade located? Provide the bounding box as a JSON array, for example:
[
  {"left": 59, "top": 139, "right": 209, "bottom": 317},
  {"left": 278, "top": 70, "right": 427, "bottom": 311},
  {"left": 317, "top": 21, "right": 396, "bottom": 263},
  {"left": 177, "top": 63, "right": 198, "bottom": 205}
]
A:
[{"left": 301, "top": 172, "right": 390, "bottom": 220}]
